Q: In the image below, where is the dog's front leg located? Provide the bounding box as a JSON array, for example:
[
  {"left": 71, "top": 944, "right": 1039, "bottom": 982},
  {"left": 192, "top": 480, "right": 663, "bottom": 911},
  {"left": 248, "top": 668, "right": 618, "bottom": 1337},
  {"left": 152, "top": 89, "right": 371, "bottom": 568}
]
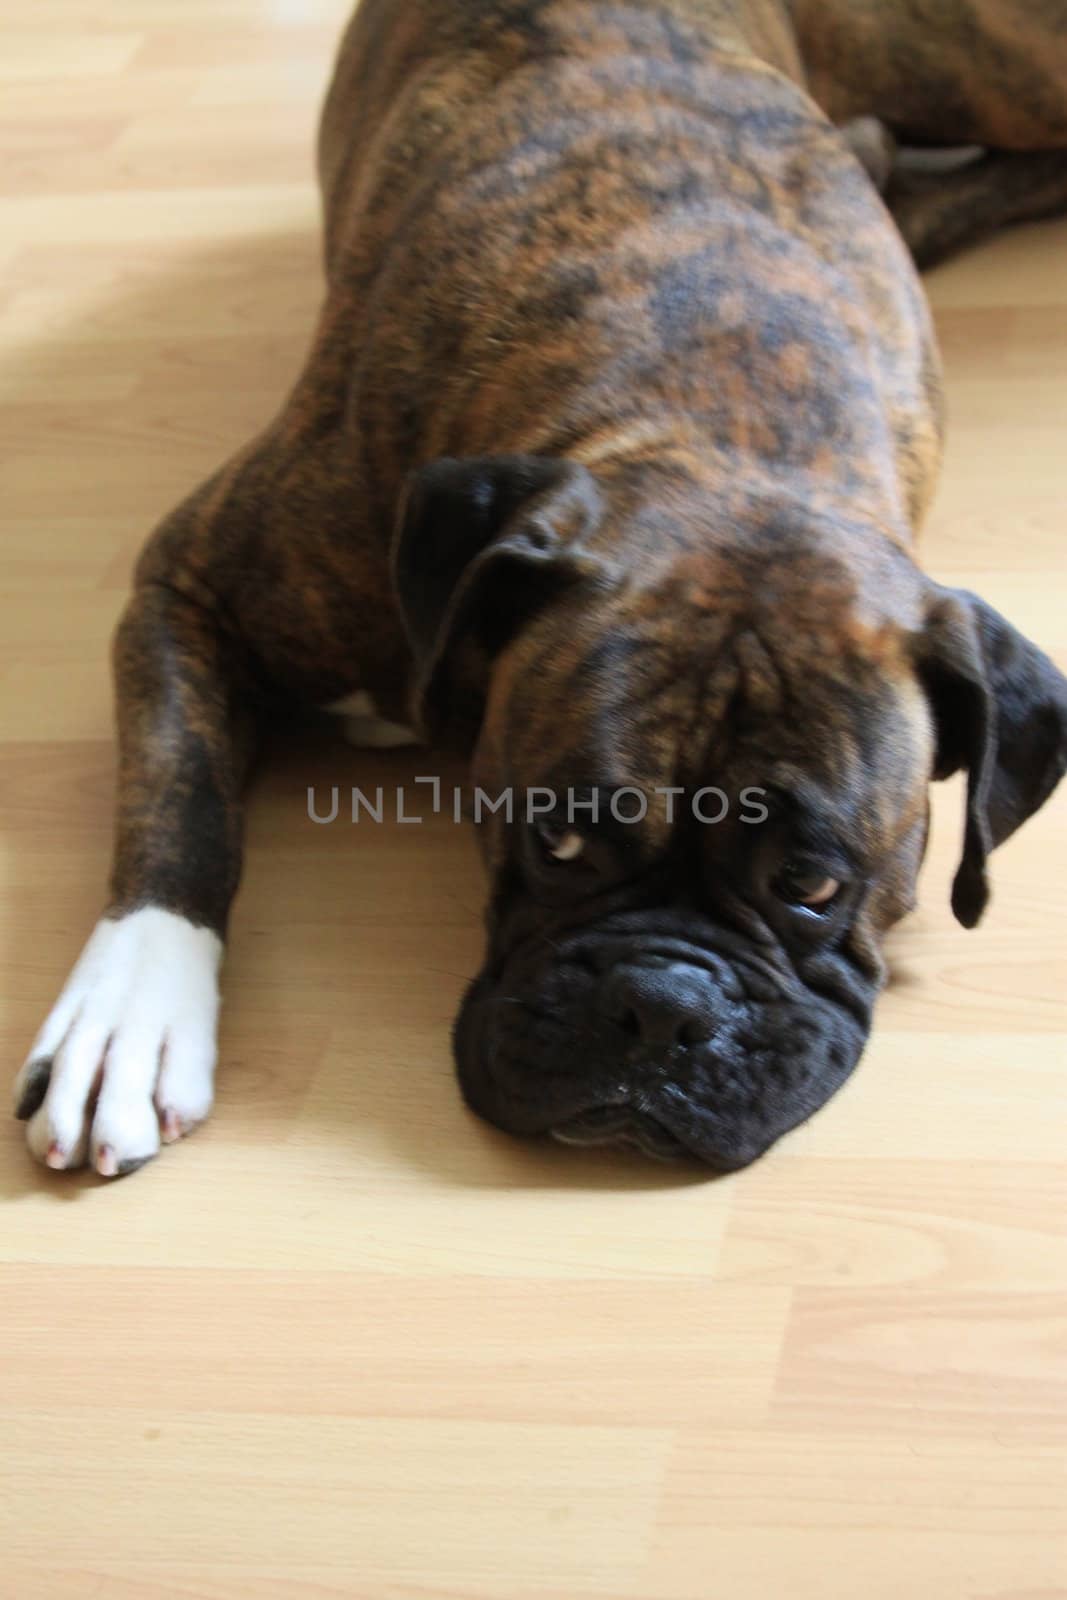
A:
[{"left": 13, "top": 582, "right": 255, "bottom": 1178}]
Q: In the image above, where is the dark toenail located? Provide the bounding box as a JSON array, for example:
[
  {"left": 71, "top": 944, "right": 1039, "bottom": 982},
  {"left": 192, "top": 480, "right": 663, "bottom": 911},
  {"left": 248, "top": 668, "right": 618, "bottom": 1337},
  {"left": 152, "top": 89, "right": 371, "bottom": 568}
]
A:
[
  {"left": 15, "top": 1059, "right": 52, "bottom": 1121},
  {"left": 115, "top": 1156, "right": 154, "bottom": 1178}
]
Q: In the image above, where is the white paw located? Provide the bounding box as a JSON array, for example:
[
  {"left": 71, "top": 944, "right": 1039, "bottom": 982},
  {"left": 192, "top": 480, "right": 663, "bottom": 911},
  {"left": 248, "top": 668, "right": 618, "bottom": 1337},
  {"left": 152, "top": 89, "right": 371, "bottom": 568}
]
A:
[
  {"left": 13, "top": 908, "right": 222, "bottom": 1179},
  {"left": 322, "top": 690, "right": 419, "bottom": 749},
  {"left": 340, "top": 714, "right": 419, "bottom": 748}
]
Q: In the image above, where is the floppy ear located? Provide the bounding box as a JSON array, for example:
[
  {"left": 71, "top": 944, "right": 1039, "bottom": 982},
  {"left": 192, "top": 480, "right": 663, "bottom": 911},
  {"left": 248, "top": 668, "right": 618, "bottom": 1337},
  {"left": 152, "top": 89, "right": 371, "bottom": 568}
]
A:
[
  {"left": 391, "top": 454, "right": 604, "bottom": 737},
  {"left": 916, "top": 586, "right": 1067, "bottom": 927}
]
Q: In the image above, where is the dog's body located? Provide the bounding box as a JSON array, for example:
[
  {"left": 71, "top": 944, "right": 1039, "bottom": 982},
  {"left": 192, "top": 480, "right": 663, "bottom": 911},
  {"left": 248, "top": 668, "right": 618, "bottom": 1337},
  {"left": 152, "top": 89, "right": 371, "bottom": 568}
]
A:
[{"left": 15, "top": 0, "right": 1067, "bottom": 1175}]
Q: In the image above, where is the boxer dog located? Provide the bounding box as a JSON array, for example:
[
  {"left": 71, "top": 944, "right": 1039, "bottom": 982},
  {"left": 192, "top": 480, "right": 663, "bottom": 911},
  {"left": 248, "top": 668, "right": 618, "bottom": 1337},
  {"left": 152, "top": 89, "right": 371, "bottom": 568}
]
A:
[{"left": 15, "top": 0, "right": 1067, "bottom": 1176}]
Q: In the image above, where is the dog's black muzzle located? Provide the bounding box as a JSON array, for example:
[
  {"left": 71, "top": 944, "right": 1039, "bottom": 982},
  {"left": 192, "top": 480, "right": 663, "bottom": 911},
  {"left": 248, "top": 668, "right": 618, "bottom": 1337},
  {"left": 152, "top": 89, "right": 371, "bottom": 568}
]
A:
[{"left": 453, "top": 907, "right": 874, "bottom": 1171}]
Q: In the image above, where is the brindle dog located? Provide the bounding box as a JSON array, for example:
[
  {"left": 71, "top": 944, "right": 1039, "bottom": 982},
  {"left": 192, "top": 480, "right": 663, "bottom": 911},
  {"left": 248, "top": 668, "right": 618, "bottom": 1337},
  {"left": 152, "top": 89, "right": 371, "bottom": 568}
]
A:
[{"left": 14, "top": 0, "right": 1067, "bottom": 1176}]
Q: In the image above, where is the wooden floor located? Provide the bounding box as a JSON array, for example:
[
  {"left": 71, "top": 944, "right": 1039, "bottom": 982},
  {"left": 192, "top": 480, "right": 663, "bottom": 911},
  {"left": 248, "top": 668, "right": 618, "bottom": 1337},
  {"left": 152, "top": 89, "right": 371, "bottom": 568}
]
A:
[{"left": 2, "top": 5, "right": 1066, "bottom": 1597}]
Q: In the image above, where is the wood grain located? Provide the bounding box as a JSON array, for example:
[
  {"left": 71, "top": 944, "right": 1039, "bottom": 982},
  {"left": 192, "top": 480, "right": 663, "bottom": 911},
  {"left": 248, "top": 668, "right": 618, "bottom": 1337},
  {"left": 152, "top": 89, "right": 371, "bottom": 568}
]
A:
[{"left": 0, "top": 4, "right": 1064, "bottom": 1597}]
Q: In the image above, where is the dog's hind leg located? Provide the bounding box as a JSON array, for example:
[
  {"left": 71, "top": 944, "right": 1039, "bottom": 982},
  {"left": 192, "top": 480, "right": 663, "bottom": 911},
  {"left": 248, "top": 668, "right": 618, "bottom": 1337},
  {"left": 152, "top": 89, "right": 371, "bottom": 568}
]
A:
[
  {"left": 13, "top": 575, "right": 257, "bottom": 1178},
  {"left": 792, "top": 0, "right": 1067, "bottom": 152},
  {"left": 886, "top": 148, "right": 1067, "bottom": 269}
]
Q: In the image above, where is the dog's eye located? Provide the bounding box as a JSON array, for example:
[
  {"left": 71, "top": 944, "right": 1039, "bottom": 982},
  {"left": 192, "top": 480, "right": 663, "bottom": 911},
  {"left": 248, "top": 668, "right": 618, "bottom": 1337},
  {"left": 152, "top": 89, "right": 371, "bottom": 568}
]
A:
[
  {"left": 536, "top": 822, "right": 586, "bottom": 863},
  {"left": 772, "top": 860, "right": 841, "bottom": 910}
]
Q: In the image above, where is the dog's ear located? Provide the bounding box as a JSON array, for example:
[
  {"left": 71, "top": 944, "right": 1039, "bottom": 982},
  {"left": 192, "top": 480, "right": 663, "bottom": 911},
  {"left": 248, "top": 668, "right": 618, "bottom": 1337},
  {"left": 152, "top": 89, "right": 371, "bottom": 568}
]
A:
[
  {"left": 916, "top": 585, "right": 1067, "bottom": 927},
  {"left": 392, "top": 454, "right": 604, "bottom": 736}
]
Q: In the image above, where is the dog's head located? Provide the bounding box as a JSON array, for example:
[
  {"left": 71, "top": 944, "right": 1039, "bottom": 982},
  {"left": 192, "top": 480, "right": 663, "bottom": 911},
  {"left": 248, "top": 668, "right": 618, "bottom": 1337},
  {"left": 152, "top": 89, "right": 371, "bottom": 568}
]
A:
[{"left": 393, "top": 454, "right": 1067, "bottom": 1169}]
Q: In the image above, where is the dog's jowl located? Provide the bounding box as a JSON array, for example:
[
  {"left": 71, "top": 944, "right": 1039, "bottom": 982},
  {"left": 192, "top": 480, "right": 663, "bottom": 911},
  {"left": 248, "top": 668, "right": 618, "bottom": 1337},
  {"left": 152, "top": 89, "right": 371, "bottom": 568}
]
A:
[{"left": 16, "top": 1, "right": 1067, "bottom": 1175}]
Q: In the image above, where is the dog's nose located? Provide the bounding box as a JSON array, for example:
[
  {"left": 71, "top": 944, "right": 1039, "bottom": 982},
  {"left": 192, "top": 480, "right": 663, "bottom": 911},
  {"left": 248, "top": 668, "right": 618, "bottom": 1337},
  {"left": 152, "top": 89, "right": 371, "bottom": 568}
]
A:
[{"left": 599, "top": 961, "right": 717, "bottom": 1049}]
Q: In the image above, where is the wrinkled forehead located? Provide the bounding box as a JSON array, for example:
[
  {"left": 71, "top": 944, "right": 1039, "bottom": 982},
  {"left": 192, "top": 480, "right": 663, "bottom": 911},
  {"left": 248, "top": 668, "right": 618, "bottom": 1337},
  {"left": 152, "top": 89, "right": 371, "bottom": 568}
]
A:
[
  {"left": 479, "top": 595, "right": 934, "bottom": 857},
  {"left": 719, "top": 640, "right": 936, "bottom": 823}
]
